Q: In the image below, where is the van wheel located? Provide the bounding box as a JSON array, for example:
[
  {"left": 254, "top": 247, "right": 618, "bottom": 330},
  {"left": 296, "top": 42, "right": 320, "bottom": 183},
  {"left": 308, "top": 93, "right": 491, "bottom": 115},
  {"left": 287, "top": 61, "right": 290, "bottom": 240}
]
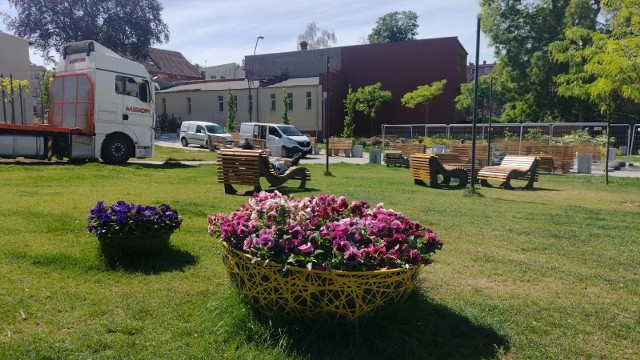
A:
[
  {"left": 101, "top": 135, "right": 132, "bottom": 164},
  {"left": 181, "top": 138, "right": 188, "bottom": 147}
]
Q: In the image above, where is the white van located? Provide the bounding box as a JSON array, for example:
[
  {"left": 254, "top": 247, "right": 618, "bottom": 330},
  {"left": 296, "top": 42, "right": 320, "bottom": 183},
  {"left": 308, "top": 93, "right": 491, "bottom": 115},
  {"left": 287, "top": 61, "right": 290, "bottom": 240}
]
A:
[
  {"left": 238, "top": 123, "right": 311, "bottom": 157},
  {"left": 180, "top": 121, "right": 233, "bottom": 149}
]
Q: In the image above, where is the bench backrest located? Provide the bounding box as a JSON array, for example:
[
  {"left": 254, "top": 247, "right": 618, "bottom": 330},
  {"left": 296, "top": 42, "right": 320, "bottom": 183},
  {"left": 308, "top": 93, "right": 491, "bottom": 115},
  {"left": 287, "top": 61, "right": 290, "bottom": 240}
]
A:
[
  {"left": 390, "top": 143, "right": 425, "bottom": 157},
  {"left": 434, "top": 153, "right": 463, "bottom": 162},
  {"left": 329, "top": 137, "right": 354, "bottom": 149},
  {"left": 217, "top": 149, "right": 265, "bottom": 185},
  {"left": 499, "top": 155, "right": 537, "bottom": 169}
]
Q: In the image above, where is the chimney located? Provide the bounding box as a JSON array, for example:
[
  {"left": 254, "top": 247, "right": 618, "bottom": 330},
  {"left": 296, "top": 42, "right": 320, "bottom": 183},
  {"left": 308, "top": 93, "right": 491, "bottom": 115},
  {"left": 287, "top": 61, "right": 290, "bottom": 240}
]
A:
[{"left": 299, "top": 41, "right": 309, "bottom": 51}]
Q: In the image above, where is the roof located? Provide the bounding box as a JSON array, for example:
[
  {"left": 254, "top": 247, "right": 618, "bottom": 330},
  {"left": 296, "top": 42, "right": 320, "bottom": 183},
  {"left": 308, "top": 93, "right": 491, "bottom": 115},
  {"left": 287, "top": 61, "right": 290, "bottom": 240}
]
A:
[
  {"left": 157, "top": 79, "right": 258, "bottom": 93},
  {"left": 143, "top": 48, "right": 202, "bottom": 79},
  {"left": 263, "top": 77, "right": 319, "bottom": 88}
]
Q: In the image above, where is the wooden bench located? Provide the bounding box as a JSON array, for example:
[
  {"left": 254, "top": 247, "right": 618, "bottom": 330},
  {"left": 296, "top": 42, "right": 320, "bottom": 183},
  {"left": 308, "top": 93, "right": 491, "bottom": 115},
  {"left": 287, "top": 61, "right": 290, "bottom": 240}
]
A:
[
  {"left": 329, "top": 137, "right": 354, "bottom": 157},
  {"left": 449, "top": 143, "right": 489, "bottom": 167},
  {"left": 477, "top": 155, "right": 540, "bottom": 190},
  {"left": 217, "top": 149, "right": 310, "bottom": 195},
  {"left": 435, "top": 152, "right": 481, "bottom": 180},
  {"left": 208, "top": 134, "right": 229, "bottom": 151},
  {"left": 230, "top": 132, "right": 240, "bottom": 147},
  {"left": 385, "top": 143, "right": 425, "bottom": 167},
  {"left": 384, "top": 150, "right": 404, "bottom": 167},
  {"left": 409, "top": 153, "right": 469, "bottom": 189},
  {"left": 306, "top": 136, "right": 320, "bottom": 155}
]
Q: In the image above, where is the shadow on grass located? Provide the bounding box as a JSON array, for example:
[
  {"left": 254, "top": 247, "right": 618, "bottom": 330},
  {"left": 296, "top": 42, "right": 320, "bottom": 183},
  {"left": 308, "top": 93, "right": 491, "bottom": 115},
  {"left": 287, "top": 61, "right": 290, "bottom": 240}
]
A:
[
  {"left": 99, "top": 244, "right": 198, "bottom": 274},
  {"left": 253, "top": 289, "right": 510, "bottom": 360},
  {"left": 0, "top": 160, "right": 198, "bottom": 170}
]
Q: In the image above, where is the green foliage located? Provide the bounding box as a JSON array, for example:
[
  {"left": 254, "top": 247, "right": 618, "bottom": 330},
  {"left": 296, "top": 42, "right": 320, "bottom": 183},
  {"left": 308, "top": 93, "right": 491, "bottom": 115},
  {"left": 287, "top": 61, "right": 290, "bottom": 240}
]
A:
[
  {"left": 4, "top": 0, "right": 170, "bottom": 59},
  {"left": 0, "top": 77, "right": 30, "bottom": 103},
  {"left": 524, "top": 128, "right": 545, "bottom": 142},
  {"left": 281, "top": 89, "right": 290, "bottom": 124},
  {"left": 226, "top": 88, "right": 237, "bottom": 132},
  {"left": 501, "top": 130, "right": 518, "bottom": 142},
  {"left": 155, "top": 113, "right": 181, "bottom": 134},
  {"left": 367, "top": 11, "right": 419, "bottom": 44},
  {"left": 354, "top": 82, "right": 392, "bottom": 135},
  {"left": 342, "top": 85, "right": 356, "bottom": 138},
  {"left": 550, "top": 0, "right": 640, "bottom": 117},
  {"left": 555, "top": 129, "right": 613, "bottom": 146},
  {"left": 39, "top": 71, "right": 54, "bottom": 116},
  {"left": 479, "top": 0, "right": 602, "bottom": 121},
  {"left": 401, "top": 79, "right": 446, "bottom": 125},
  {"left": 297, "top": 21, "right": 337, "bottom": 49}
]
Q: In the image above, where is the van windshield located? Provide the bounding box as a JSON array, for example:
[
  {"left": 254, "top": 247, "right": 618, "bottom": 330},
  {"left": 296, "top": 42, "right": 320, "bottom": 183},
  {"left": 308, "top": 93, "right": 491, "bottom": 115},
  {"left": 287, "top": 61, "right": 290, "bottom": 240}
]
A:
[
  {"left": 277, "top": 125, "right": 302, "bottom": 136},
  {"left": 205, "top": 124, "right": 225, "bottom": 134}
]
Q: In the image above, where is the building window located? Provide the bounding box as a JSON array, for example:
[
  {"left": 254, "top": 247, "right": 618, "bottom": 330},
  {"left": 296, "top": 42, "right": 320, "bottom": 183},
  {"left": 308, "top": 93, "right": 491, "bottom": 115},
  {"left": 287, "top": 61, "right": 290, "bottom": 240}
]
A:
[
  {"left": 270, "top": 93, "right": 276, "bottom": 111},
  {"left": 287, "top": 93, "right": 293, "bottom": 111},
  {"left": 306, "top": 92, "right": 312, "bottom": 110},
  {"left": 218, "top": 95, "right": 224, "bottom": 112},
  {"left": 187, "top": 97, "right": 192, "bottom": 113},
  {"left": 485, "top": 67, "right": 491, "bottom": 75},
  {"left": 162, "top": 98, "right": 167, "bottom": 114}
]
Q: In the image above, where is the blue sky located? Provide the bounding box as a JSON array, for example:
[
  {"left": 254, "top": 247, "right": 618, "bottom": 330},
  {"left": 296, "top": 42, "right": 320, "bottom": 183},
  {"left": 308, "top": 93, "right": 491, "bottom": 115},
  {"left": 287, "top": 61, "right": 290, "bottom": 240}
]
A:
[{"left": 1, "top": 0, "right": 494, "bottom": 68}]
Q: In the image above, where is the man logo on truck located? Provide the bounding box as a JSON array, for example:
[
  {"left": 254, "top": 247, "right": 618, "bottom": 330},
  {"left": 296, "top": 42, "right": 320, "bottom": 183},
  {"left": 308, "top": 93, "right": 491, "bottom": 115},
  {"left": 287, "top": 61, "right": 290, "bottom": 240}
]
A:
[{"left": 125, "top": 106, "right": 151, "bottom": 114}]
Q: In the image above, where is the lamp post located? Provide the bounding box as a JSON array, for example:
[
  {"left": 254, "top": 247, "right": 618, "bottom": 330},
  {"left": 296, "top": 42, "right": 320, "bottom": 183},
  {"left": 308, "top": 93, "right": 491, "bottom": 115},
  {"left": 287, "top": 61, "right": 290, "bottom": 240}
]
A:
[{"left": 248, "top": 36, "right": 264, "bottom": 122}]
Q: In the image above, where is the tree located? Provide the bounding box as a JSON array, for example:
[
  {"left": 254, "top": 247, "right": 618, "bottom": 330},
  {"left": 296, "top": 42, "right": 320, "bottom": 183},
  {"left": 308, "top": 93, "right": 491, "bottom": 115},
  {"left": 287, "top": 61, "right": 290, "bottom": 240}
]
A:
[
  {"left": 297, "top": 22, "right": 337, "bottom": 49},
  {"left": 281, "top": 89, "right": 291, "bottom": 124},
  {"left": 354, "top": 83, "right": 392, "bottom": 135},
  {"left": 455, "top": 67, "right": 509, "bottom": 122},
  {"left": 367, "top": 11, "right": 418, "bottom": 44},
  {"left": 401, "top": 79, "right": 447, "bottom": 128},
  {"left": 550, "top": 0, "right": 640, "bottom": 184},
  {"left": 226, "top": 88, "right": 237, "bottom": 132},
  {"left": 342, "top": 85, "right": 356, "bottom": 138},
  {"left": 0, "top": 76, "right": 30, "bottom": 123},
  {"left": 2, "top": 0, "right": 170, "bottom": 60},
  {"left": 479, "top": 0, "right": 602, "bottom": 122},
  {"left": 38, "top": 70, "right": 54, "bottom": 120}
]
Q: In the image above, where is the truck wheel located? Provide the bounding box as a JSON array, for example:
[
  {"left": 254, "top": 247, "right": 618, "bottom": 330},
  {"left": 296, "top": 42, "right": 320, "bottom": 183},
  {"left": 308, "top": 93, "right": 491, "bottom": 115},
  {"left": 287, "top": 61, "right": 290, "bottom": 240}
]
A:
[
  {"left": 282, "top": 147, "right": 291, "bottom": 158},
  {"left": 101, "top": 135, "right": 132, "bottom": 164},
  {"left": 181, "top": 138, "right": 189, "bottom": 147}
]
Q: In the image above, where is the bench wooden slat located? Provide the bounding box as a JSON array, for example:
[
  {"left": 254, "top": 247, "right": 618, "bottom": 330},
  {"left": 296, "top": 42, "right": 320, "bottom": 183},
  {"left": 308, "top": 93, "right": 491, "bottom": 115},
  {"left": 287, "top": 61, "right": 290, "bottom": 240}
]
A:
[
  {"left": 409, "top": 153, "right": 468, "bottom": 189},
  {"left": 477, "top": 155, "right": 539, "bottom": 190},
  {"left": 217, "top": 149, "right": 310, "bottom": 195}
]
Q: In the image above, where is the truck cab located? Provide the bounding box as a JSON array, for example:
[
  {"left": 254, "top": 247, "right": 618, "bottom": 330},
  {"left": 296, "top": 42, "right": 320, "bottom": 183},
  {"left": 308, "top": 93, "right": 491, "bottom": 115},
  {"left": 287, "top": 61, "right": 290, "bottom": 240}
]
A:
[{"left": 53, "top": 40, "right": 156, "bottom": 163}]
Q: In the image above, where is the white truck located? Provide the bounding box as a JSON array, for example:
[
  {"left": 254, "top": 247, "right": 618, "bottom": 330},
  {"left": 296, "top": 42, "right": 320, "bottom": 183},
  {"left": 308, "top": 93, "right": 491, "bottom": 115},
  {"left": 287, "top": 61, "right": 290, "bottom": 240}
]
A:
[{"left": 0, "top": 40, "right": 156, "bottom": 164}]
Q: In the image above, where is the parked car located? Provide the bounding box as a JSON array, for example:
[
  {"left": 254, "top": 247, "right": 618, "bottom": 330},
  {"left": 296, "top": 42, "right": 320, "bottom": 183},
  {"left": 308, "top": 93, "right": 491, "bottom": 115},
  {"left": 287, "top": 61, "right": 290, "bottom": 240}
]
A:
[
  {"left": 179, "top": 121, "right": 233, "bottom": 149},
  {"left": 238, "top": 122, "right": 311, "bottom": 157}
]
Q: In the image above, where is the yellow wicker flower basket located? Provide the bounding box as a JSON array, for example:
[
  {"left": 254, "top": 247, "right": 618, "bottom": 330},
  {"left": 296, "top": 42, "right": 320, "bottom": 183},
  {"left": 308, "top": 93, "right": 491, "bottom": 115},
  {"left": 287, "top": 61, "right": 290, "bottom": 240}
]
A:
[{"left": 221, "top": 243, "right": 420, "bottom": 322}]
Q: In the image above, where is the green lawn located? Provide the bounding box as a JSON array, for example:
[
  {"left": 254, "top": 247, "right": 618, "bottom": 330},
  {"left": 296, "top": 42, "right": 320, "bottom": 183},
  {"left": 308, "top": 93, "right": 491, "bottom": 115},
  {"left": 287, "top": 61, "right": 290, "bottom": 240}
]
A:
[{"left": 1, "top": 150, "right": 639, "bottom": 359}]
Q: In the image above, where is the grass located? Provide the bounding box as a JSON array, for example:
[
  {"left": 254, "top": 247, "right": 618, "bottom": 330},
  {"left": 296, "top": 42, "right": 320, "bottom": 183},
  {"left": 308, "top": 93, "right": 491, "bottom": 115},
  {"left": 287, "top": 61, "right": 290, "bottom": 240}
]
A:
[{"left": 1, "top": 149, "right": 639, "bottom": 359}]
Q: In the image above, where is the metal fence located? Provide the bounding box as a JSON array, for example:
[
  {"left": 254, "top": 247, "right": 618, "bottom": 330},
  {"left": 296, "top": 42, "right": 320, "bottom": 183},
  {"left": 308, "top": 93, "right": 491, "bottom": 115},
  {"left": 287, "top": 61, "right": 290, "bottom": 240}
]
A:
[{"left": 381, "top": 122, "right": 635, "bottom": 159}]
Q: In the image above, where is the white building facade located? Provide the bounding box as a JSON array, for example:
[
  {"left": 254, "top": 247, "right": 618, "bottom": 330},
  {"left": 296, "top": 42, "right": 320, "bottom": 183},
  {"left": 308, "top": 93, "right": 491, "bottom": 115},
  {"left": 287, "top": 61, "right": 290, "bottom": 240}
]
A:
[{"left": 155, "top": 77, "right": 322, "bottom": 134}]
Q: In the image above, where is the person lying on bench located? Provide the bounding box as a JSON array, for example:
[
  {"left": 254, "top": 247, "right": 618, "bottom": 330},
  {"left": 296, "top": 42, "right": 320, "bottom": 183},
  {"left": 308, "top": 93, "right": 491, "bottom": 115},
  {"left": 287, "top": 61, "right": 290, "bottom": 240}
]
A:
[{"left": 241, "top": 139, "right": 301, "bottom": 175}]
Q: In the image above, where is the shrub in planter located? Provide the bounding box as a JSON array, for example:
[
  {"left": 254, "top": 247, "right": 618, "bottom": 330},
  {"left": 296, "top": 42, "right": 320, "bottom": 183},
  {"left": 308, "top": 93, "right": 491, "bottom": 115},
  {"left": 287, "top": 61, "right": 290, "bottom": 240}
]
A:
[
  {"left": 87, "top": 201, "right": 183, "bottom": 253},
  {"left": 208, "top": 191, "right": 443, "bottom": 321}
]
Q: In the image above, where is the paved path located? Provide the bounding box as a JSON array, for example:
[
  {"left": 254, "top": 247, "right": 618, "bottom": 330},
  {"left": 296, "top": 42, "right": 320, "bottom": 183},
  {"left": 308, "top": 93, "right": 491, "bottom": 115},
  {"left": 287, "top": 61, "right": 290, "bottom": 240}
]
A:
[{"left": 154, "top": 134, "right": 640, "bottom": 177}]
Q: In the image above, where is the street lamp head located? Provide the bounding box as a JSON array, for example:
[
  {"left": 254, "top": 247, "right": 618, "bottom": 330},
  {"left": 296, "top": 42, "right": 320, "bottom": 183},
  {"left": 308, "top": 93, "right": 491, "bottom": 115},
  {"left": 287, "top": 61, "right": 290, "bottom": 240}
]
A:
[{"left": 258, "top": 36, "right": 264, "bottom": 40}]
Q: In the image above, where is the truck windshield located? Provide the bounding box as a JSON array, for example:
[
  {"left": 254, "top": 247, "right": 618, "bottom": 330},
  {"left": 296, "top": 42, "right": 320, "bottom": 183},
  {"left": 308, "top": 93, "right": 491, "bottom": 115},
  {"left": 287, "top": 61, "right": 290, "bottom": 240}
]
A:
[
  {"left": 205, "top": 124, "right": 225, "bottom": 134},
  {"left": 277, "top": 125, "right": 302, "bottom": 136}
]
